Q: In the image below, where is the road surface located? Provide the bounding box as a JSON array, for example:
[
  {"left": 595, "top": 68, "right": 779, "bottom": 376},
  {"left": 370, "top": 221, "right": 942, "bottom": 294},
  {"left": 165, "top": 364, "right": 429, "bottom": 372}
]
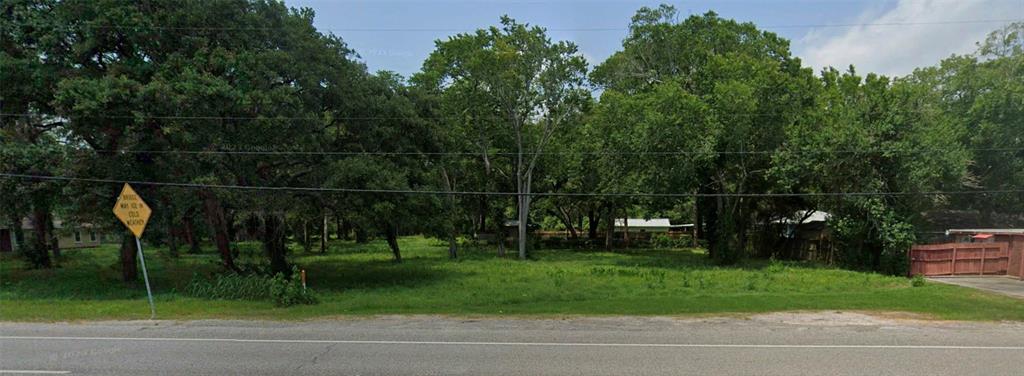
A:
[{"left": 2, "top": 312, "right": 1023, "bottom": 375}]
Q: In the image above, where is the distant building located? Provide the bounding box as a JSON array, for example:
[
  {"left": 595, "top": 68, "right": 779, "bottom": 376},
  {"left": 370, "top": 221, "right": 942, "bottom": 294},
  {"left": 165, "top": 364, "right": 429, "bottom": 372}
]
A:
[
  {"left": 614, "top": 218, "right": 672, "bottom": 234},
  {"left": 772, "top": 211, "right": 834, "bottom": 261},
  {"left": 0, "top": 217, "right": 104, "bottom": 252}
]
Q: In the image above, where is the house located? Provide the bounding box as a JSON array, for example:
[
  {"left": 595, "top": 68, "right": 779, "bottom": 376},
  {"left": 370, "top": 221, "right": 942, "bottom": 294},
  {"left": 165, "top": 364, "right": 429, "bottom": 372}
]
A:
[
  {"left": 614, "top": 218, "right": 672, "bottom": 234},
  {"left": 0, "top": 217, "right": 104, "bottom": 252}
]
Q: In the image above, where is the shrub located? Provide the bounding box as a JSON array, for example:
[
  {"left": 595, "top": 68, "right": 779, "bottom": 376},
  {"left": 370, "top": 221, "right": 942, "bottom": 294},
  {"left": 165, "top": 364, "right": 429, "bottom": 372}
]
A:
[
  {"left": 184, "top": 273, "right": 273, "bottom": 301},
  {"left": 185, "top": 266, "right": 317, "bottom": 307},
  {"left": 269, "top": 267, "right": 318, "bottom": 307},
  {"left": 765, "top": 258, "right": 786, "bottom": 274},
  {"left": 910, "top": 274, "right": 926, "bottom": 287},
  {"left": 652, "top": 235, "right": 689, "bottom": 249}
]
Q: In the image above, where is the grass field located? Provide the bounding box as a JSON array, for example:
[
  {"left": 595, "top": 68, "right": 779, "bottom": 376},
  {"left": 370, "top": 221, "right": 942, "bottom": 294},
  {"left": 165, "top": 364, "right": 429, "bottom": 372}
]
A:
[{"left": 2, "top": 236, "right": 1024, "bottom": 321}]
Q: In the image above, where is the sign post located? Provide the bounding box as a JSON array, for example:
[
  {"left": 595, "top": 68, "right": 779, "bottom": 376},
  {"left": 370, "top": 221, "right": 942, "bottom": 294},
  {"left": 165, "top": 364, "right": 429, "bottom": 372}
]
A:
[{"left": 112, "top": 183, "right": 155, "bottom": 319}]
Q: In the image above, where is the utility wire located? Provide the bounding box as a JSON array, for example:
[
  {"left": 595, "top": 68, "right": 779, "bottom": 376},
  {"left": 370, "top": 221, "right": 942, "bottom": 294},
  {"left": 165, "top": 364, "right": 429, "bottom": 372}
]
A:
[
  {"left": 73, "top": 18, "right": 1024, "bottom": 33},
  {"left": 3, "top": 173, "right": 1021, "bottom": 198},
  {"left": 0, "top": 107, "right": 962, "bottom": 121},
  {"left": 74, "top": 147, "right": 1024, "bottom": 157}
]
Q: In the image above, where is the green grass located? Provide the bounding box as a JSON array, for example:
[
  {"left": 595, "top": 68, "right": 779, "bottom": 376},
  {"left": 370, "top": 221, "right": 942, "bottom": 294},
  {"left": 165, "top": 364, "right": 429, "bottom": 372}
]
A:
[{"left": 3, "top": 236, "right": 1024, "bottom": 321}]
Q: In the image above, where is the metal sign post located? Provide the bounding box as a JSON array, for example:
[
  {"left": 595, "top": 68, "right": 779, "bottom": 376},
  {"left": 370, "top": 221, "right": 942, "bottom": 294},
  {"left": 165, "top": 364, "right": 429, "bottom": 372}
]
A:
[
  {"left": 112, "top": 183, "right": 156, "bottom": 319},
  {"left": 135, "top": 236, "right": 156, "bottom": 319}
]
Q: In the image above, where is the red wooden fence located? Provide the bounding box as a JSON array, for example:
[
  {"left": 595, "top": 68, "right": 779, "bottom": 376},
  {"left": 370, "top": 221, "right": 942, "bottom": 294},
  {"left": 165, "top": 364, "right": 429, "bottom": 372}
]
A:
[{"left": 909, "top": 243, "right": 1009, "bottom": 276}]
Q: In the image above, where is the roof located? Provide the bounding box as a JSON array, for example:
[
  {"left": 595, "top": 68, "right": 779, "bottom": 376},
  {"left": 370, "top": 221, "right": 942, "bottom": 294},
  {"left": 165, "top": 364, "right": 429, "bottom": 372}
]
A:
[
  {"left": 614, "top": 218, "right": 672, "bottom": 228},
  {"left": 946, "top": 229, "right": 1024, "bottom": 235},
  {"left": 772, "top": 210, "right": 831, "bottom": 225},
  {"left": 1, "top": 218, "right": 92, "bottom": 230}
]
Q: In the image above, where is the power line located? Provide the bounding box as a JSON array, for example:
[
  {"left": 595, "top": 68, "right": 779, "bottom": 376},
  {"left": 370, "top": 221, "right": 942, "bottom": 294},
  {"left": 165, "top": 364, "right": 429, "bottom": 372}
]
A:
[
  {"left": 74, "top": 18, "right": 1023, "bottom": 33},
  {"left": 3, "top": 173, "right": 1021, "bottom": 198},
  {"left": 0, "top": 107, "right": 951, "bottom": 121},
  {"left": 75, "top": 147, "right": 1024, "bottom": 157}
]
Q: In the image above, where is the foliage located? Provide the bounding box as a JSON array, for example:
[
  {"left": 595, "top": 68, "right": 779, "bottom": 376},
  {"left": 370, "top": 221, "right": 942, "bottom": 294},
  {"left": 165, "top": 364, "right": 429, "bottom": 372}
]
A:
[
  {"left": 591, "top": 6, "right": 819, "bottom": 263},
  {"left": 2, "top": 2, "right": 1023, "bottom": 280},
  {"left": 184, "top": 266, "right": 316, "bottom": 307},
  {"left": 911, "top": 274, "right": 926, "bottom": 287},
  {"left": 269, "top": 266, "right": 318, "bottom": 307},
  {"left": 415, "top": 15, "right": 589, "bottom": 259},
  {"left": 184, "top": 272, "right": 273, "bottom": 301},
  {"left": 651, "top": 235, "right": 690, "bottom": 249}
]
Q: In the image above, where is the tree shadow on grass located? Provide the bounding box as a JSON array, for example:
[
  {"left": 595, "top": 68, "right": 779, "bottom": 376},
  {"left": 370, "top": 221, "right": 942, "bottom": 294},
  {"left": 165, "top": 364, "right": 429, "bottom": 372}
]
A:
[
  {"left": 538, "top": 247, "right": 833, "bottom": 272},
  {"left": 298, "top": 258, "right": 460, "bottom": 292}
]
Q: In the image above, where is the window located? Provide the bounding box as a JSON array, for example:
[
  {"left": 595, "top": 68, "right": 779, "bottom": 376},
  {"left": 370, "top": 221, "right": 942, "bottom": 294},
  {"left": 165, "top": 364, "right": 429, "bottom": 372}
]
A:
[
  {"left": 90, "top": 231, "right": 97, "bottom": 242},
  {"left": 74, "top": 231, "right": 82, "bottom": 242}
]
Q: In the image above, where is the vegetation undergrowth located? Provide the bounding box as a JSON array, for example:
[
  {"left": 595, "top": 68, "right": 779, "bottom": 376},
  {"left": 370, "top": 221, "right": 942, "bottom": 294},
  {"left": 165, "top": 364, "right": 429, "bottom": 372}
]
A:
[{"left": 2, "top": 236, "right": 1023, "bottom": 321}]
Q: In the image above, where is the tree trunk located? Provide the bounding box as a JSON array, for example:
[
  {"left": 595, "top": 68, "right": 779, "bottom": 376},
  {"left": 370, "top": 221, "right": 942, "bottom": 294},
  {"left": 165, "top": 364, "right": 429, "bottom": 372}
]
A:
[
  {"left": 577, "top": 214, "right": 584, "bottom": 237},
  {"left": 622, "top": 212, "right": 630, "bottom": 249},
  {"left": 226, "top": 210, "right": 237, "bottom": 242},
  {"left": 262, "top": 214, "right": 290, "bottom": 275},
  {"left": 335, "top": 216, "right": 342, "bottom": 240},
  {"left": 604, "top": 207, "right": 614, "bottom": 251},
  {"left": 448, "top": 235, "right": 458, "bottom": 259},
  {"left": 50, "top": 233, "right": 60, "bottom": 259},
  {"left": 477, "top": 196, "right": 488, "bottom": 234},
  {"left": 200, "top": 190, "right": 238, "bottom": 271},
  {"left": 695, "top": 197, "right": 705, "bottom": 240},
  {"left": 518, "top": 193, "right": 528, "bottom": 260},
  {"left": 27, "top": 208, "right": 52, "bottom": 268},
  {"left": 183, "top": 214, "right": 201, "bottom": 253},
  {"left": 168, "top": 226, "right": 179, "bottom": 258},
  {"left": 355, "top": 227, "right": 368, "bottom": 243},
  {"left": 701, "top": 193, "right": 721, "bottom": 259},
  {"left": 166, "top": 209, "right": 179, "bottom": 258},
  {"left": 119, "top": 234, "right": 138, "bottom": 282},
  {"left": 587, "top": 209, "right": 600, "bottom": 240},
  {"left": 385, "top": 223, "right": 402, "bottom": 263},
  {"left": 320, "top": 214, "right": 328, "bottom": 253},
  {"left": 12, "top": 220, "right": 25, "bottom": 253},
  {"left": 49, "top": 215, "right": 60, "bottom": 259},
  {"left": 555, "top": 206, "right": 578, "bottom": 239},
  {"left": 496, "top": 221, "right": 507, "bottom": 257},
  {"left": 302, "top": 220, "right": 310, "bottom": 252}
]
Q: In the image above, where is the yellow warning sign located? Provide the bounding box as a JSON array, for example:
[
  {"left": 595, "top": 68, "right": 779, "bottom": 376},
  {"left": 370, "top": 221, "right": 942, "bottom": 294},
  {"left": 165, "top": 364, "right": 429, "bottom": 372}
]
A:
[{"left": 112, "top": 183, "right": 152, "bottom": 238}]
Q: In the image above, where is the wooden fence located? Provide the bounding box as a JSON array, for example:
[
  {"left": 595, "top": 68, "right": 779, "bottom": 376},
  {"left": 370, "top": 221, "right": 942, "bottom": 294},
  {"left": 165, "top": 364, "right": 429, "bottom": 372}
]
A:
[{"left": 909, "top": 242, "right": 1009, "bottom": 276}]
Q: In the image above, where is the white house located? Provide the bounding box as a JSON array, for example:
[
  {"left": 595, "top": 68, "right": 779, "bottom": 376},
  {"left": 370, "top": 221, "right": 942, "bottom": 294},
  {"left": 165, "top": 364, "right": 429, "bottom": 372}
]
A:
[{"left": 614, "top": 218, "right": 672, "bottom": 233}]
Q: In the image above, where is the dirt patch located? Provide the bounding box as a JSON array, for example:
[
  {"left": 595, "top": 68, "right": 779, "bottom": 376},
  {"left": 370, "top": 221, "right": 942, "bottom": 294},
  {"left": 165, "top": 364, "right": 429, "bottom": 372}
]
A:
[{"left": 747, "top": 311, "right": 943, "bottom": 326}]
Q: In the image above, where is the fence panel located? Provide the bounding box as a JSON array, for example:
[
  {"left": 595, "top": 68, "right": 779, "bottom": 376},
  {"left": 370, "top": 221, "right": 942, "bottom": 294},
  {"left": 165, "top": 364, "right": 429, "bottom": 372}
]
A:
[{"left": 909, "top": 243, "right": 1009, "bottom": 276}]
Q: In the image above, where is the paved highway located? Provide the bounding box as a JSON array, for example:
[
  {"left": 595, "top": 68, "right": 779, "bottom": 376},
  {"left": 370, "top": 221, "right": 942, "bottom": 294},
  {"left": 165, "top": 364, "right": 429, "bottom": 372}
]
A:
[{"left": 2, "top": 313, "right": 1023, "bottom": 375}]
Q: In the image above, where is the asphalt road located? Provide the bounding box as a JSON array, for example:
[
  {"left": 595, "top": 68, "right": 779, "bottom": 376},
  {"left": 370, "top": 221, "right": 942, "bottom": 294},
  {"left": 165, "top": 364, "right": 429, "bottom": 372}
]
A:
[{"left": 2, "top": 313, "right": 1023, "bottom": 375}]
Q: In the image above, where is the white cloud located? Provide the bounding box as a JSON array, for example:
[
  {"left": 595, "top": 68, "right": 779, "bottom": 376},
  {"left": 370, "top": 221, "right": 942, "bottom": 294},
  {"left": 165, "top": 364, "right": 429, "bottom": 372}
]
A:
[{"left": 798, "top": 0, "right": 1022, "bottom": 77}]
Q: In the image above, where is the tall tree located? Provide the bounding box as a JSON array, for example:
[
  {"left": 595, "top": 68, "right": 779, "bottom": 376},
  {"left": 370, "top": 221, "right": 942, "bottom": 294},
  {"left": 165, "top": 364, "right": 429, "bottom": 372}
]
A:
[
  {"left": 26, "top": 0, "right": 368, "bottom": 276},
  {"left": 1, "top": 0, "right": 68, "bottom": 268},
  {"left": 773, "top": 67, "right": 967, "bottom": 273},
  {"left": 592, "top": 6, "right": 818, "bottom": 263},
  {"left": 415, "top": 16, "right": 589, "bottom": 259},
  {"left": 909, "top": 23, "right": 1024, "bottom": 227}
]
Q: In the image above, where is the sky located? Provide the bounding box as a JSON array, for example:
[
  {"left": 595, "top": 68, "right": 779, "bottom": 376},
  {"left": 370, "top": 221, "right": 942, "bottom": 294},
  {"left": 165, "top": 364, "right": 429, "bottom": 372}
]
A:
[{"left": 285, "top": 0, "right": 1024, "bottom": 78}]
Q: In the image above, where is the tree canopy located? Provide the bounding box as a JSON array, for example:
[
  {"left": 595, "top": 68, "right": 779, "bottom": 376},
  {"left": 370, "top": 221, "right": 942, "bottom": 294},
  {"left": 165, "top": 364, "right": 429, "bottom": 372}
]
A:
[{"left": 2, "top": 2, "right": 1021, "bottom": 277}]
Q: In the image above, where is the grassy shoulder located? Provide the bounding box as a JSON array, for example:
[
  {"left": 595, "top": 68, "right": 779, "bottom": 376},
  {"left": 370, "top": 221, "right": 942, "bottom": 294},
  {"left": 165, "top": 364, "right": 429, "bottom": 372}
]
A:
[{"left": 2, "top": 236, "right": 1023, "bottom": 321}]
